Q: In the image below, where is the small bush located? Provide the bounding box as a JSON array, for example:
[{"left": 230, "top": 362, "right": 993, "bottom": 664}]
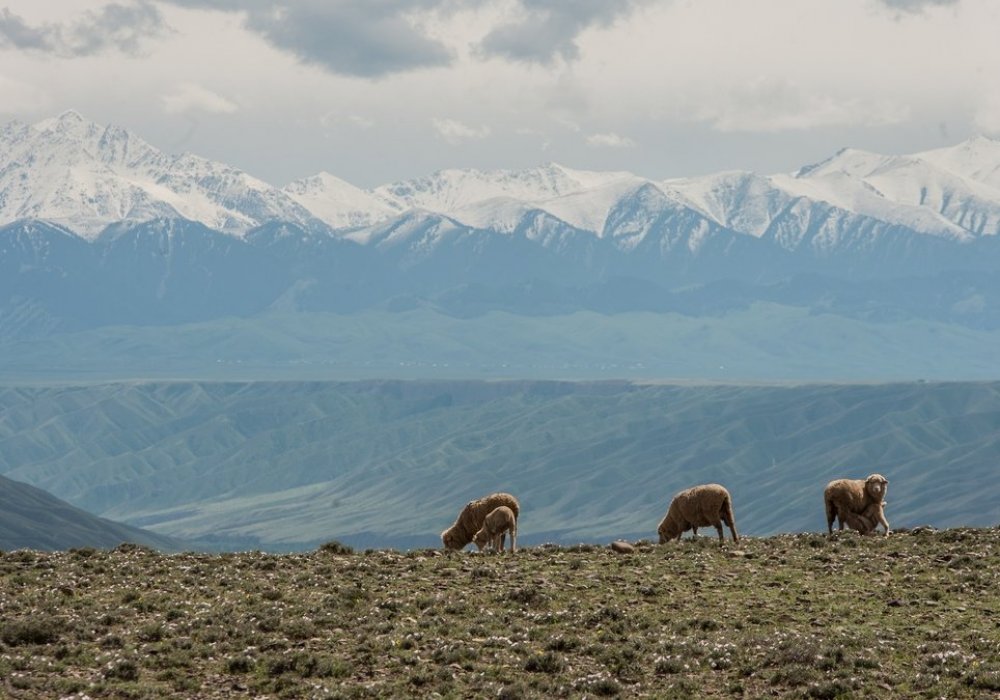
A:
[
  {"left": 966, "top": 666, "right": 1000, "bottom": 691},
  {"left": 507, "top": 586, "right": 545, "bottom": 606},
  {"left": 1, "top": 618, "right": 63, "bottom": 646},
  {"left": 319, "top": 540, "right": 354, "bottom": 555},
  {"left": 524, "top": 651, "right": 565, "bottom": 673},
  {"left": 225, "top": 656, "right": 256, "bottom": 674},
  {"left": 104, "top": 659, "right": 140, "bottom": 681}
]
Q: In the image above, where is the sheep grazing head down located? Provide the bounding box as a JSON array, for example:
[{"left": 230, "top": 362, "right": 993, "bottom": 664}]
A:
[
  {"left": 441, "top": 527, "right": 464, "bottom": 551},
  {"left": 865, "top": 474, "right": 888, "bottom": 501}
]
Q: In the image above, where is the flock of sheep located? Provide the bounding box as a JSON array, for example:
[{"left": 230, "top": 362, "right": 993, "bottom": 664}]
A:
[{"left": 441, "top": 474, "right": 891, "bottom": 552}]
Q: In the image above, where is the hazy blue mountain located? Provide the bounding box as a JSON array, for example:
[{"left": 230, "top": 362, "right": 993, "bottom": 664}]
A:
[
  {"left": 0, "top": 473, "right": 183, "bottom": 552},
  {"left": 3, "top": 113, "right": 1000, "bottom": 381},
  {"left": 1, "top": 380, "right": 997, "bottom": 550}
]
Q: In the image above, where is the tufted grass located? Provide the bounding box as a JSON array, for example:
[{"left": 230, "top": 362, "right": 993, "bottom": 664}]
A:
[{"left": 0, "top": 528, "right": 998, "bottom": 698}]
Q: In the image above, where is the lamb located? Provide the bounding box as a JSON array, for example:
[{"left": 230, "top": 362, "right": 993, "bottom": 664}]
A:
[
  {"left": 823, "top": 473, "right": 889, "bottom": 536},
  {"left": 472, "top": 506, "right": 517, "bottom": 553},
  {"left": 441, "top": 492, "right": 520, "bottom": 550},
  {"left": 657, "top": 483, "right": 739, "bottom": 545},
  {"left": 844, "top": 500, "right": 889, "bottom": 536}
]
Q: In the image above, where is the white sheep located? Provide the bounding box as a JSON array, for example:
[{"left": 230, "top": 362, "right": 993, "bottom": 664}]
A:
[
  {"left": 657, "top": 483, "right": 739, "bottom": 545},
  {"left": 472, "top": 505, "right": 517, "bottom": 553},
  {"left": 823, "top": 473, "right": 889, "bottom": 536}
]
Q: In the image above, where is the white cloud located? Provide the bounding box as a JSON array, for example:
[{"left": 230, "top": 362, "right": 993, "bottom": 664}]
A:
[
  {"left": 586, "top": 132, "right": 635, "bottom": 148},
  {"left": 431, "top": 117, "right": 491, "bottom": 145},
  {"left": 161, "top": 82, "right": 237, "bottom": 115}
]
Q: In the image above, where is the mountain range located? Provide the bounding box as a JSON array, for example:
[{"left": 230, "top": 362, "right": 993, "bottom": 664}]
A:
[
  {"left": 4, "top": 111, "right": 1000, "bottom": 248},
  {"left": 2, "top": 112, "right": 1000, "bottom": 381},
  {"left": 2, "top": 380, "right": 998, "bottom": 550}
]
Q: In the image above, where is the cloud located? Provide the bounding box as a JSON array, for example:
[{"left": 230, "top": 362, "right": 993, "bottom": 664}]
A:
[
  {"left": 432, "top": 117, "right": 491, "bottom": 145},
  {"left": 161, "top": 0, "right": 453, "bottom": 78},
  {"left": 875, "top": 0, "right": 960, "bottom": 14},
  {"left": 0, "top": 1, "right": 167, "bottom": 57},
  {"left": 478, "top": 0, "right": 647, "bottom": 65},
  {"left": 161, "top": 83, "right": 238, "bottom": 115},
  {"left": 692, "top": 79, "right": 910, "bottom": 133},
  {"left": 586, "top": 132, "right": 636, "bottom": 148}
]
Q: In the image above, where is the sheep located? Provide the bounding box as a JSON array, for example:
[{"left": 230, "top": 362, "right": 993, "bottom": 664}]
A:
[
  {"left": 844, "top": 500, "right": 889, "bottom": 536},
  {"left": 441, "top": 492, "right": 520, "bottom": 550},
  {"left": 657, "top": 483, "right": 739, "bottom": 545},
  {"left": 823, "top": 473, "right": 889, "bottom": 536},
  {"left": 472, "top": 506, "right": 517, "bottom": 553}
]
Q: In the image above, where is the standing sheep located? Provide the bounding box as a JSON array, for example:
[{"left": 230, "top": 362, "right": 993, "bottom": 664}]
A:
[
  {"left": 823, "top": 474, "right": 889, "bottom": 536},
  {"left": 472, "top": 506, "right": 517, "bottom": 553},
  {"left": 657, "top": 483, "right": 739, "bottom": 545},
  {"left": 441, "top": 492, "right": 520, "bottom": 550}
]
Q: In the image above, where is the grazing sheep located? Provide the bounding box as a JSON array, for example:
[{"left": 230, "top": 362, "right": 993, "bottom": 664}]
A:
[
  {"left": 472, "top": 506, "right": 517, "bottom": 553},
  {"left": 823, "top": 474, "right": 890, "bottom": 536},
  {"left": 657, "top": 483, "right": 739, "bottom": 545},
  {"left": 441, "top": 492, "right": 520, "bottom": 550},
  {"left": 844, "top": 500, "right": 889, "bottom": 536}
]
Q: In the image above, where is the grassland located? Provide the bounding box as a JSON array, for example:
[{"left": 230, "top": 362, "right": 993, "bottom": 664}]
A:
[{"left": 1, "top": 527, "right": 998, "bottom": 699}]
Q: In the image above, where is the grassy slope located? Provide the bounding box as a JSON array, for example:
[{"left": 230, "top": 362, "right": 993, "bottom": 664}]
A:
[
  {"left": 1, "top": 380, "right": 999, "bottom": 549},
  {"left": 0, "top": 474, "right": 182, "bottom": 552},
  {"left": 0, "top": 529, "right": 998, "bottom": 698},
  {"left": 2, "top": 305, "right": 1000, "bottom": 382}
]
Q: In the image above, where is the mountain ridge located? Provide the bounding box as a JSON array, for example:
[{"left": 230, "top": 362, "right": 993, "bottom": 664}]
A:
[{"left": 3, "top": 111, "right": 999, "bottom": 252}]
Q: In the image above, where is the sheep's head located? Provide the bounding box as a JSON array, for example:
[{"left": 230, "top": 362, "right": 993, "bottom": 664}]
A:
[
  {"left": 472, "top": 529, "right": 489, "bottom": 551},
  {"left": 657, "top": 516, "right": 680, "bottom": 544},
  {"left": 441, "top": 527, "right": 463, "bottom": 550},
  {"left": 865, "top": 474, "right": 889, "bottom": 501}
]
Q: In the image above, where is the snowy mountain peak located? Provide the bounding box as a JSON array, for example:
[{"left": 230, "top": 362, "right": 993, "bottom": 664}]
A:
[
  {"left": 283, "top": 171, "right": 400, "bottom": 229},
  {"left": 917, "top": 135, "right": 1000, "bottom": 190},
  {"left": 0, "top": 112, "right": 314, "bottom": 238},
  {"left": 34, "top": 110, "right": 100, "bottom": 138}
]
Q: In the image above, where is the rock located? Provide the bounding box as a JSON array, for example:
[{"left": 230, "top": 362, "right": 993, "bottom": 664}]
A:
[{"left": 610, "top": 541, "right": 635, "bottom": 554}]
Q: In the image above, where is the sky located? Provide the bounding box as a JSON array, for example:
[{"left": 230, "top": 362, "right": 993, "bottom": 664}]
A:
[{"left": 0, "top": 0, "right": 998, "bottom": 188}]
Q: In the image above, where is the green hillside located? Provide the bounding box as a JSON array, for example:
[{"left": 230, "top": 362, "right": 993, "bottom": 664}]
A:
[
  {"left": 0, "top": 474, "right": 182, "bottom": 552},
  {"left": 1, "top": 530, "right": 998, "bottom": 698},
  {"left": 1, "top": 380, "right": 998, "bottom": 550}
]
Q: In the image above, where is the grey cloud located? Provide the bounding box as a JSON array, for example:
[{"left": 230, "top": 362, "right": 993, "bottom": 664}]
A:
[
  {"left": 875, "top": 0, "right": 959, "bottom": 13},
  {"left": 162, "top": 0, "right": 453, "bottom": 78},
  {"left": 478, "top": 0, "right": 646, "bottom": 65},
  {"left": 0, "top": 1, "right": 167, "bottom": 57}
]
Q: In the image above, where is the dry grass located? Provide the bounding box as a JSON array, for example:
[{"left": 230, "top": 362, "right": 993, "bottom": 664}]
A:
[{"left": 1, "top": 528, "right": 999, "bottom": 698}]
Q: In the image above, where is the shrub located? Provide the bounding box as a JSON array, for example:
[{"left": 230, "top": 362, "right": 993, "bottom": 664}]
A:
[
  {"left": 104, "top": 659, "right": 140, "bottom": 681},
  {"left": 319, "top": 540, "right": 354, "bottom": 555},
  {"left": 1, "top": 617, "right": 63, "bottom": 646},
  {"left": 507, "top": 586, "right": 545, "bottom": 607},
  {"left": 524, "top": 651, "right": 564, "bottom": 673}
]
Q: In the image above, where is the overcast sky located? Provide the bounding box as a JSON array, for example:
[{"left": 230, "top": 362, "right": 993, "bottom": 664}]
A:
[{"left": 1, "top": 0, "right": 997, "bottom": 187}]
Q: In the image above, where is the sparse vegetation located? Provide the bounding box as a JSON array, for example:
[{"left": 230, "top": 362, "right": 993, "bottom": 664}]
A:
[{"left": 0, "top": 528, "right": 998, "bottom": 697}]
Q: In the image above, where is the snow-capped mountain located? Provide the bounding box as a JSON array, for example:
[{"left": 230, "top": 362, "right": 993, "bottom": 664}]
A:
[
  {"left": 0, "top": 111, "right": 313, "bottom": 237},
  {"left": 283, "top": 171, "right": 401, "bottom": 229},
  {"left": 2, "top": 110, "right": 1000, "bottom": 257}
]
